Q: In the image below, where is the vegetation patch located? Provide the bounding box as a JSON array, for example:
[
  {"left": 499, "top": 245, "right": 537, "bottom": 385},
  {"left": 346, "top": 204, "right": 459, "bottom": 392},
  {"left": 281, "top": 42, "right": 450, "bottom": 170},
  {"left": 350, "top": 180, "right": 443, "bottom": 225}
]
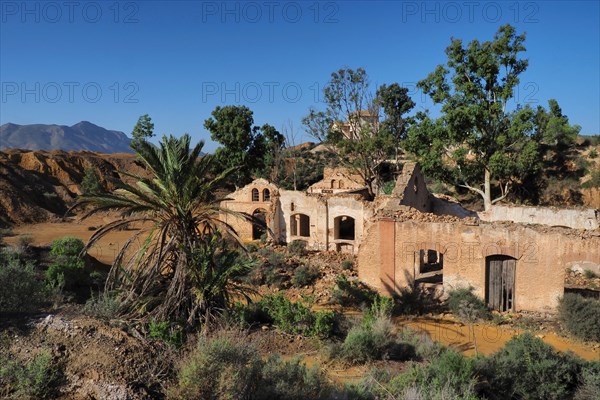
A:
[{"left": 559, "top": 293, "right": 600, "bottom": 342}]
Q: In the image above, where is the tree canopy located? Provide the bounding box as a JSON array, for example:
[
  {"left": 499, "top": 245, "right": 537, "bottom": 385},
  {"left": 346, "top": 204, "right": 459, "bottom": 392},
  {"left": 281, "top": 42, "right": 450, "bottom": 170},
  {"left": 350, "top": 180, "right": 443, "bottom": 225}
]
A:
[
  {"left": 204, "top": 105, "right": 282, "bottom": 188},
  {"left": 408, "top": 24, "right": 540, "bottom": 210},
  {"left": 303, "top": 67, "right": 414, "bottom": 197},
  {"left": 130, "top": 114, "right": 155, "bottom": 147}
]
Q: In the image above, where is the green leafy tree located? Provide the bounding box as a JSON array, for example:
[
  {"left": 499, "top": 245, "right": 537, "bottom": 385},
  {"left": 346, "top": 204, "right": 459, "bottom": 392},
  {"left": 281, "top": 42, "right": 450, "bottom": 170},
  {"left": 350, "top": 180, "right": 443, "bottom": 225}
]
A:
[
  {"left": 131, "top": 114, "right": 155, "bottom": 147},
  {"left": 535, "top": 99, "right": 581, "bottom": 175},
  {"left": 76, "top": 134, "right": 251, "bottom": 325},
  {"left": 303, "top": 68, "right": 414, "bottom": 198},
  {"left": 411, "top": 25, "right": 540, "bottom": 210},
  {"left": 80, "top": 167, "right": 103, "bottom": 195},
  {"left": 253, "top": 123, "right": 285, "bottom": 184},
  {"left": 204, "top": 105, "right": 277, "bottom": 188}
]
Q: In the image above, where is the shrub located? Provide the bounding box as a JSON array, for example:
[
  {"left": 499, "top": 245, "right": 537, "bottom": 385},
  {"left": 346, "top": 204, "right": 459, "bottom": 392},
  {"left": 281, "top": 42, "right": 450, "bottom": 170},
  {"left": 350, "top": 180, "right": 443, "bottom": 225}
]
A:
[
  {"left": 397, "top": 327, "right": 445, "bottom": 361},
  {"left": 171, "top": 335, "right": 261, "bottom": 399},
  {"left": 259, "top": 294, "right": 335, "bottom": 337},
  {"left": 382, "top": 180, "right": 395, "bottom": 195},
  {"left": 81, "top": 167, "right": 103, "bottom": 194},
  {"left": 447, "top": 287, "right": 491, "bottom": 321},
  {"left": 559, "top": 293, "right": 600, "bottom": 342},
  {"left": 256, "top": 355, "right": 331, "bottom": 400},
  {"left": 583, "top": 169, "right": 600, "bottom": 188},
  {"left": 171, "top": 333, "right": 332, "bottom": 399},
  {"left": 148, "top": 320, "right": 184, "bottom": 347},
  {"left": 575, "top": 362, "right": 600, "bottom": 400},
  {"left": 584, "top": 269, "right": 599, "bottom": 279},
  {"left": 292, "top": 264, "right": 320, "bottom": 287},
  {"left": 0, "top": 251, "right": 46, "bottom": 313},
  {"left": 82, "top": 291, "right": 121, "bottom": 320},
  {"left": 45, "top": 237, "right": 88, "bottom": 289},
  {"left": 330, "top": 275, "right": 376, "bottom": 307},
  {"left": 0, "top": 349, "right": 62, "bottom": 399},
  {"left": 341, "top": 260, "right": 354, "bottom": 270},
  {"left": 330, "top": 306, "right": 414, "bottom": 365},
  {"left": 288, "top": 239, "right": 307, "bottom": 256},
  {"left": 49, "top": 237, "right": 84, "bottom": 258},
  {"left": 394, "top": 285, "right": 436, "bottom": 315},
  {"left": 246, "top": 243, "right": 259, "bottom": 253},
  {"left": 589, "top": 149, "right": 599, "bottom": 159},
  {"left": 346, "top": 352, "right": 479, "bottom": 400},
  {"left": 477, "top": 333, "right": 582, "bottom": 400}
]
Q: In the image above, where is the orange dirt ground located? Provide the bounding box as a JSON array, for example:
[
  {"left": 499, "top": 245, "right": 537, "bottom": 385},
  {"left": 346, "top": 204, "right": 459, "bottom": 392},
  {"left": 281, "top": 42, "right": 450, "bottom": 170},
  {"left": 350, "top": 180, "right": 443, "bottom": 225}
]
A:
[{"left": 5, "top": 217, "right": 600, "bottom": 363}]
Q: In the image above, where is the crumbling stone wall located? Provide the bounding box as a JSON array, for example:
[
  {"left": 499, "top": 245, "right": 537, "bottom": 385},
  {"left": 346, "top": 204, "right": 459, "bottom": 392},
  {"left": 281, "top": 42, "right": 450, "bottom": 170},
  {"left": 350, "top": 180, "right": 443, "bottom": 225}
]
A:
[
  {"left": 307, "top": 167, "right": 365, "bottom": 194},
  {"left": 358, "top": 217, "right": 600, "bottom": 312},
  {"left": 479, "top": 205, "right": 599, "bottom": 230},
  {"left": 220, "top": 179, "right": 282, "bottom": 242}
]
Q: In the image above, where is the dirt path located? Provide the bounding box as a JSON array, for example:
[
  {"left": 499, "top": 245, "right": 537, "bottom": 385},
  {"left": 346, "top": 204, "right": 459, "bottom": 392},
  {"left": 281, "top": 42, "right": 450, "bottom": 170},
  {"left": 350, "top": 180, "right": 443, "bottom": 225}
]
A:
[{"left": 398, "top": 316, "right": 600, "bottom": 361}]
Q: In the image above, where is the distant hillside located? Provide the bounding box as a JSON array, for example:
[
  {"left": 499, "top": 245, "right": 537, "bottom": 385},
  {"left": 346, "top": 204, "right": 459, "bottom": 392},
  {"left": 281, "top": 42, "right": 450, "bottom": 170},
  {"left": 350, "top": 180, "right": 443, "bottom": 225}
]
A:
[
  {"left": 0, "top": 121, "right": 133, "bottom": 153},
  {"left": 0, "top": 149, "right": 143, "bottom": 226}
]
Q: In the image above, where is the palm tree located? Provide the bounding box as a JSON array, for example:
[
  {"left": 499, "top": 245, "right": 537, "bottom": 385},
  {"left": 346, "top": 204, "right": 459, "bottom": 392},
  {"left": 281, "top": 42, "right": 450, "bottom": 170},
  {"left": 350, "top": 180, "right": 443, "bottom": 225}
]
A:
[{"left": 77, "top": 134, "right": 251, "bottom": 325}]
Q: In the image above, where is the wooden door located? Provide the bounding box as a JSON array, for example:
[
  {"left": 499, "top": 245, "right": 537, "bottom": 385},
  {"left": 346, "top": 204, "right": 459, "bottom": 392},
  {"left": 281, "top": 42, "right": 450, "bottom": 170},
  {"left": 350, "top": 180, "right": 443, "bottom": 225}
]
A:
[{"left": 486, "top": 256, "right": 516, "bottom": 312}]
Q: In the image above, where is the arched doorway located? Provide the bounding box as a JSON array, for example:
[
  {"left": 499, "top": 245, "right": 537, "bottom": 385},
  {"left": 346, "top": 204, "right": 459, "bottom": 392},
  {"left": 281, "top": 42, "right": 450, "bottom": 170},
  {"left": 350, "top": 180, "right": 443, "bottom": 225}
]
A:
[
  {"left": 486, "top": 255, "right": 516, "bottom": 312},
  {"left": 252, "top": 208, "right": 267, "bottom": 240},
  {"left": 334, "top": 216, "right": 355, "bottom": 240}
]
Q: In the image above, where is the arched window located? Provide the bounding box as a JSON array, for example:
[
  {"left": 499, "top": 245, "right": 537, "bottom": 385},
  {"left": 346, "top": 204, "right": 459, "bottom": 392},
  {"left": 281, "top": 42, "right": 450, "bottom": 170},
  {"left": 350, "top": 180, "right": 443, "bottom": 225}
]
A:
[
  {"left": 334, "top": 216, "right": 355, "bottom": 240},
  {"left": 263, "top": 188, "right": 270, "bottom": 201},
  {"left": 331, "top": 179, "right": 336, "bottom": 189},
  {"left": 251, "top": 188, "right": 259, "bottom": 202},
  {"left": 339, "top": 180, "right": 344, "bottom": 189},
  {"left": 290, "top": 214, "right": 310, "bottom": 237}
]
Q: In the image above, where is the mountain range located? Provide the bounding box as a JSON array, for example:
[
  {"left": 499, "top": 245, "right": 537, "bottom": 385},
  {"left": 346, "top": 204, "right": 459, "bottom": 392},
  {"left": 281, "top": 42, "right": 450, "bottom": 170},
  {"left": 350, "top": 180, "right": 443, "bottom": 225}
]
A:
[{"left": 0, "top": 121, "right": 133, "bottom": 153}]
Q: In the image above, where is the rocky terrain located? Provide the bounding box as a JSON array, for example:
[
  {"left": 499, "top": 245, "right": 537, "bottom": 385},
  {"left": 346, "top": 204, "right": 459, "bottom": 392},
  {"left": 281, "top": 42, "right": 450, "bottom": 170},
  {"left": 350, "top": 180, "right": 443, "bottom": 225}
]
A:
[{"left": 0, "top": 149, "right": 143, "bottom": 226}]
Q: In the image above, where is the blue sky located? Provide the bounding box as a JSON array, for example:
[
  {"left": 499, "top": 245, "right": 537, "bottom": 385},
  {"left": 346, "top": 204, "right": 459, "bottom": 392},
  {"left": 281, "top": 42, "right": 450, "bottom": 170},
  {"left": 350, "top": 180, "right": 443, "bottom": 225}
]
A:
[{"left": 1, "top": 0, "right": 599, "bottom": 152}]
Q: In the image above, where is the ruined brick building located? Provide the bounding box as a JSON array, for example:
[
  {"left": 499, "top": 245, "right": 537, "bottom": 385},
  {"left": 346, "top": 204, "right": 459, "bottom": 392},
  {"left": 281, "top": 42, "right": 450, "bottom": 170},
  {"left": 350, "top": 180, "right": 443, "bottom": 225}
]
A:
[{"left": 221, "top": 163, "right": 600, "bottom": 313}]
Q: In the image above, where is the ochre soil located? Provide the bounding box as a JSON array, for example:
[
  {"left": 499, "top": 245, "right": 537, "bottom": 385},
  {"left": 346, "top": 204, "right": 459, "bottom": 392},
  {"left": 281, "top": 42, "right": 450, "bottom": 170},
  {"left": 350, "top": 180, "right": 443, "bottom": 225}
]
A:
[
  {"left": 399, "top": 316, "right": 599, "bottom": 361},
  {"left": 5, "top": 217, "right": 600, "bottom": 367}
]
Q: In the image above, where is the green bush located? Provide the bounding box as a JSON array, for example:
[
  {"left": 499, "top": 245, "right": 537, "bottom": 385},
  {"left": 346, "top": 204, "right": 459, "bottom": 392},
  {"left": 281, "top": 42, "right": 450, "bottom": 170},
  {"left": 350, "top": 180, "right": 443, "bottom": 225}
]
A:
[
  {"left": 172, "top": 335, "right": 261, "bottom": 399},
  {"left": 382, "top": 180, "right": 395, "bottom": 195},
  {"left": 259, "top": 294, "right": 336, "bottom": 337},
  {"left": 394, "top": 285, "right": 437, "bottom": 315},
  {"left": 341, "top": 260, "right": 354, "bottom": 270},
  {"left": 330, "top": 275, "right": 376, "bottom": 307},
  {"left": 148, "top": 320, "right": 184, "bottom": 347},
  {"left": 346, "top": 351, "right": 479, "bottom": 400},
  {"left": 0, "top": 349, "right": 62, "bottom": 399},
  {"left": 387, "top": 350, "right": 479, "bottom": 400},
  {"left": 288, "top": 239, "right": 308, "bottom": 256},
  {"left": 81, "top": 167, "right": 103, "bottom": 194},
  {"left": 0, "top": 251, "right": 46, "bottom": 313},
  {"left": 477, "top": 333, "right": 582, "bottom": 400},
  {"left": 49, "top": 237, "right": 84, "bottom": 258},
  {"left": 559, "top": 293, "right": 600, "bottom": 342},
  {"left": 584, "top": 269, "right": 599, "bottom": 279},
  {"left": 171, "top": 334, "right": 332, "bottom": 399},
  {"left": 575, "top": 362, "right": 600, "bottom": 400},
  {"left": 582, "top": 169, "right": 600, "bottom": 188},
  {"left": 82, "top": 291, "right": 121, "bottom": 320},
  {"left": 589, "top": 149, "right": 599, "bottom": 159},
  {"left": 447, "top": 287, "right": 492, "bottom": 321},
  {"left": 330, "top": 304, "right": 413, "bottom": 365},
  {"left": 256, "top": 355, "right": 331, "bottom": 400},
  {"left": 292, "top": 264, "right": 320, "bottom": 287},
  {"left": 45, "top": 237, "right": 88, "bottom": 289}
]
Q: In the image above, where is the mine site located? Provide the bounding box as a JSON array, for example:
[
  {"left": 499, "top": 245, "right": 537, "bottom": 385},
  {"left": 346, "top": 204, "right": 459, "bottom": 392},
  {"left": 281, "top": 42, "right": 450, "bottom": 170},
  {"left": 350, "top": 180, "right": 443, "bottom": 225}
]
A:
[{"left": 1, "top": 1, "right": 599, "bottom": 399}]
